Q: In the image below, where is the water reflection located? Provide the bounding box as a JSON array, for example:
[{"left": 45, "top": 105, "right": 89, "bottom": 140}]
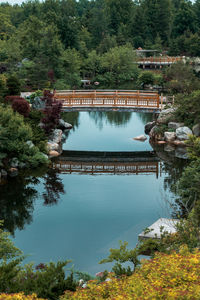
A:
[
  {"left": 88, "top": 111, "right": 132, "bottom": 130},
  {"left": 0, "top": 176, "right": 38, "bottom": 235},
  {"left": 0, "top": 168, "right": 65, "bottom": 234},
  {"left": 61, "top": 112, "right": 80, "bottom": 131},
  {"left": 42, "top": 169, "right": 65, "bottom": 206}
]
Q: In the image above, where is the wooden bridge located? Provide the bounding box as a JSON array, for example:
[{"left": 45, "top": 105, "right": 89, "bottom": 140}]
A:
[
  {"left": 54, "top": 90, "right": 160, "bottom": 111},
  {"left": 52, "top": 150, "right": 160, "bottom": 177},
  {"left": 137, "top": 56, "right": 183, "bottom": 68}
]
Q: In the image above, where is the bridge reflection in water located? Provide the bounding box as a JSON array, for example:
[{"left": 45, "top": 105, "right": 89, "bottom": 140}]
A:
[{"left": 52, "top": 150, "right": 160, "bottom": 178}]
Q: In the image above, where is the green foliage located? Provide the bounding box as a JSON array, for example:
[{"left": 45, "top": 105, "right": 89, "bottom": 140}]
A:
[
  {"left": 24, "top": 110, "right": 47, "bottom": 153},
  {"left": 138, "top": 71, "right": 155, "bottom": 87},
  {"left": 99, "top": 241, "right": 140, "bottom": 276},
  {"left": 6, "top": 75, "right": 21, "bottom": 96},
  {"left": 0, "top": 105, "right": 48, "bottom": 167},
  {"left": 164, "top": 62, "right": 200, "bottom": 95},
  {"left": 174, "top": 90, "right": 200, "bottom": 127},
  {"left": 0, "top": 220, "right": 76, "bottom": 299}
]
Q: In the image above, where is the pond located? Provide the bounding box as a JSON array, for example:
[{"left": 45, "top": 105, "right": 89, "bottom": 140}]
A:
[{"left": 0, "top": 111, "right": 180, "bottom": 275}]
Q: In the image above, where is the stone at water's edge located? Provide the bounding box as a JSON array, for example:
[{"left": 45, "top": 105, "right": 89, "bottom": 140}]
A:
[
  {"left": 133, "top": 135, "right": 147, "bottom": 141},
  {"left": 47, "top": 142, "right": 59, "bottom": 151},
  {"left": 49, "top": 129, "right": 63, "bottom": 144},
  {"left": 144, "top": 121, "right": 156, "bottom": 134},
  {"left": 49, "top": 150, "right": 60, "bottom": 157},
  {"left": 164, "top": 144, "right": 175, "bottom": 152},
  {"left": 164, "top": 132, "right": 176, "bottom": 142},
  {"left": 149, "top": 126, "right": 164, "bottom": 141},
  {"left": 9, "top": 168, "right": 18, "bottom": 177},
  {"left": 176, "top": 126, "right": 193, "bottom": 141},
  {"left": 192, "top": 123, "right": 200, "bottom": 137},
  {"left": 58, "top": 119, "right": 72, "bottom": 129},
  {"left": 157, "top": 107, "right": 176, "bottom": 124},
  {"left": 175, "top": 147, "right": 188, "bottom": 159},
  {"left": 168, "top": 122, "right": 184, "bottom": 130}
]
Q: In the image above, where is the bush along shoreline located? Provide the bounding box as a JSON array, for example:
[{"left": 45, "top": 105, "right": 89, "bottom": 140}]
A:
[{"left": 0, "top": 89, "right": 72, "bottom": 183}]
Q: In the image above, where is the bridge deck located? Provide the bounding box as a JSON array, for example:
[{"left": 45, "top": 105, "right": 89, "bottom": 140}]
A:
[
  {"left": 52, "top": 151, "right": 160, "bottom": 176},
  {"left": 54, "top": 90, "right": 160, "bottom": 111}
]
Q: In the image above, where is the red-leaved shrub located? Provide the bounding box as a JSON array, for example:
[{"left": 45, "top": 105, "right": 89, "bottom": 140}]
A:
[
  {"left": 5, "top": 95, "right": 24, "bottom": 103},
  {"left": 12, "top": 98, "right": 30, "bottom": 117}
]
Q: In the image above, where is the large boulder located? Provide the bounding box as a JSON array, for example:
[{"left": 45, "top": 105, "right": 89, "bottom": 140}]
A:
[
  {"left": 175, "top": 147, "right": 188, "bottom": 159},
  {"left": 9, "top": 167, "right": 18, "bottom": 177},
  {"left": 49, "top": 150, "right": 60, "bottom": 157},
  {"left": 144, "top": 121, "right": 156, "bottom": 134},
  {"left": 168, "top": 122, "right": 184, "bottom": 130},
  {"left": 58, "top": 119, "right": 72, "bottom": 130},
  {"left": 47, "top": 142, "right": 59, "bottom": 151},
  {"left": 157, "top": 108, "right": 176, "bottom": 124},
  {"left": 149, "top": 126, "right": 164, "bottom": 141},
  {"left": 192, "top": 123, "right": 200, "bottom": 137},
  {"left": 164, "top": 144, "right": 175, "bottom": 152},
  {"left": 164, "top": 132, "right": 176, "bottom": 142},
  {"left": 10, "top": 157, "right": 19, "bottom": 168},
  {"left": 31, "top": 96, "right": 45, "bottom": 110},
  {"left": 176, "top": 126, "right": 193, "bottom": 141},
  {"left": 49, "top": 129, "right": 63, "bottom": 144}
]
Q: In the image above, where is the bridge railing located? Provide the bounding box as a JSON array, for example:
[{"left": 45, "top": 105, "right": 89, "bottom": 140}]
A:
[
  {"left": 137, "top": 56, "right": 182, "bottom": 64},
  {"left": 54, "top": 90, "right": 160, "bottom": 108},
  {"left": 53, "top": 161, "right": 159, "bottom": 176}
]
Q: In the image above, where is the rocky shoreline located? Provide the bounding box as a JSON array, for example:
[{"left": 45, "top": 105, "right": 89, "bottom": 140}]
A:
[
  {"left": 145, "top": 107, "right": 200, "bottom": 160},
  {"left": 0, "top": 118, "right": 72, "bottom": 182}
]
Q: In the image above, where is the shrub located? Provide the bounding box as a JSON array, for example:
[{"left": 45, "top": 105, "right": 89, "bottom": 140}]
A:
[
  {"left": 12, "top": 98, "right": 30, "bottom": 117},
  {"left": 5, "top": 96, "right": 24, "bottom": 103},
  {"left": 0, "top": 105, "right": 48, "bottom": 168},
  {"left": 6, "top": 75, "right": 21, "bottom": 96},
  {"left": 62, "top": 247, "right": 200, "bottom": 299},
  {"left": 41, "top": 90, "right": 62, "bottom": 135},
  {"left": 0, "top": 293, "right": 45, "bottom": 300}
]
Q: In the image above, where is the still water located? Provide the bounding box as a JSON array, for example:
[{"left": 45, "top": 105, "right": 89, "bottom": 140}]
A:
[{"left": 1, "top": 111, "right": 176, "bottom": 275}]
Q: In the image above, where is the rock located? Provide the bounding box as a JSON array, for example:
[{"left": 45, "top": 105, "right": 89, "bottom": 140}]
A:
[
  {"left": 58, "top": 119, "right": 72, "bottom": 129},
  {"left": 164, "top": 144, "right": 175, "bottom": 152},
  {"left": 1, "top": 169, "right": 7, "bottom": 177},
  {"left": 168, "top": 122, "right": 184, "bottom": 130},
  {"left": 49, "top": 150, "right": 60, "bottom": 157},
  {"left": 176, "top": 126, "right": 193, "bottom": 141},
  {"left": 133, "top": 134, "right": 147, "bottom": 141},
  {"left": 192, "top": 123, "right": 200, "bottom": 137},
  {"left": 26, "top": 140, "right": 34, "bottom": 148},
  {"left": 31, "top": 96, "right": 45, "bottom": 110},
  {"left": 144, "top": 121, "right": 156, "bottom": 134},
  {"left": 47, "top": 142, "right": 59, "bottom": 151},
  {"left": 82, "top": 283, "right": 87, "bottom": 289},
  {"left": 10, "top": 157, "right": 19, "bottom": 168},
  {"left": 149, "top": 126, "right": 164, "bottom": 141},
  {"left": 49, "top": 129, "right": 63, "bottom": 144},
  {"left": 164, "top": 132, "right": 176, "bottom": 142},
  {"left": 105, "top": 278, "right": 112, "bottom": 282},
  {"left": 157, "top": 108, "right": 176, "bottom": 124},
  {"left": 18, "top": 162, "right": 27, "bottom": 169},
  {"left": 175, "top": 147, "right": 188, "bottom": 159},
  {"left": 172, "top": 140, "right": 186, "bottom": 146},
  {"left": 157, "top": 141, "right": 166, "bottom": 144},
  {"left": 9, "top": 167, "right": 18, "bottom": 177}
]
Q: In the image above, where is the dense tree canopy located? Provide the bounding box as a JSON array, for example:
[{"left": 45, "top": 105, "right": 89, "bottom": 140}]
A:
[{"left": 1, "top": 0, "right": 200, "bottom": 90}]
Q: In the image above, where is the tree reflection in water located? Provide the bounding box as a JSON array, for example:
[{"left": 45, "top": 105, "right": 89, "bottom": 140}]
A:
[
  {"left": 88, "top": 111, "right": 132, "bottom": 130},
  {"left": 0, "top": 168, "right": 65, "bottom": 234},
  {"left": 42, "top": 169, "right": 65, "bottom": 206}
]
